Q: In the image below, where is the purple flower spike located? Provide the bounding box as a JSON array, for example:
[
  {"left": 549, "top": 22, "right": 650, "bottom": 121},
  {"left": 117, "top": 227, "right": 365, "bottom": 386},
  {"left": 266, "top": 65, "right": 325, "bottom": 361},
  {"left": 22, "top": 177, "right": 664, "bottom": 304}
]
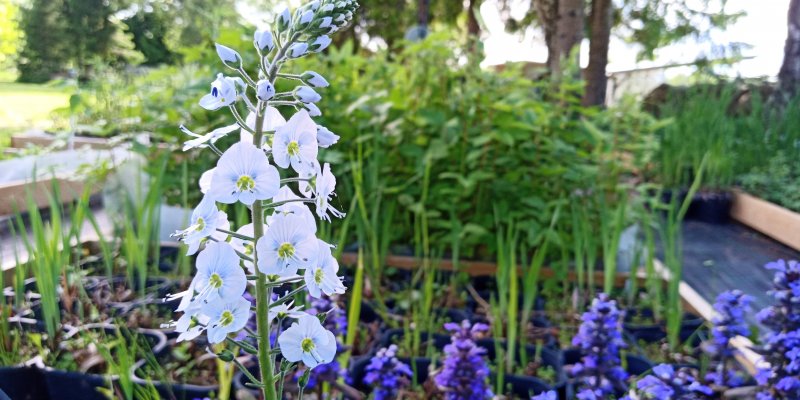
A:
[
  {"left": 434, "top": 320, "right": 493, "bottom": 400},
  {"left": 570, "top": 293, "right": 628, "bottom": 396},
  {"left": 364, "top": 345, "right": 413, "bottom": 400},
  {"left": 756, "top": 259, "right": 800, "bottom": 399}
]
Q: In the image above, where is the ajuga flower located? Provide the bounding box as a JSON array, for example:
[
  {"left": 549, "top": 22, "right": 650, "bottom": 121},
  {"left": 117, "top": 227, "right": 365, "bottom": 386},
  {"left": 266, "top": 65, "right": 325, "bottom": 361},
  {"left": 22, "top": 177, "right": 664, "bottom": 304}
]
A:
[
  {"left": 627, "top": 364, "right": 712, "bottom": 399},
  {"left": 706, "top": 290, "right": 752, "bottom": 388},
  {"left": 434, "top": 320, "right": 493, "bottom": 400},
  {"left": 364, "top": 345, "right": 413, "bottom": 400},
  {"left": 571, "top": 293, "right": 628, "bottom": 398},
  {"left": 756, "top": 260, "right": 800, "bottom": 399}
]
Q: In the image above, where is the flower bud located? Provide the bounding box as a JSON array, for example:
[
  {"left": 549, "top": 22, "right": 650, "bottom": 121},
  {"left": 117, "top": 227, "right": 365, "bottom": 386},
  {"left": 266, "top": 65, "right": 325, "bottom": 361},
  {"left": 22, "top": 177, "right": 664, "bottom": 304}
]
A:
[
  {"left": 320, "top": 3, "right": 334, "bottom": 13},
  {"left": 277, "top": 7, "right": 291, "bottom": 31},
  {"left": 256, "top": 80, "right": 275, "bottom": 101},
  {"left": 301, "top": 71, "right": 329, "bottom": 88},
  {"left": 309, "top": 35, "right": 332, "bottom": 52},
  {"left": 216, "top": 349, "right": 234, "bottom": 362},
  {"left": 298, "top": 368, "right": 312, "bottom": 388},
  {"left": 317, "top": 17, "right": 333, "bottom": 29},
  {"left": 298, "top": 9, "right": 314, "bottom": 28},
  {"left": 254, "top": 28, "right": 274, "bottom": 52},
  {"left": 304, "top": 102, "right": 322, "bottom": 117},
  {"left": 307, "top": 0, "right": 320, "bottom": 11},
  {"left": 334, "top": 13, "right": 346, "bottom": 23},
  {"left": 215, "top": 43, "right": 241, "bottom": 68},
  {"left": 287, "top": 42, "right": 308, "bottom": 58},
  {"left": 295, "top": 86, "right": 321, "bottom": 103},
  {"left": 317, "top": 125, "right": 340, "bottom": 148}
]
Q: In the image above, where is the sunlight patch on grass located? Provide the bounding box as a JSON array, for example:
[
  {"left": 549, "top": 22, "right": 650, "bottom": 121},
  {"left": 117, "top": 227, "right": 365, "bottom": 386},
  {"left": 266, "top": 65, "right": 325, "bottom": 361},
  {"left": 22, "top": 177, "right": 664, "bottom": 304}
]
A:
[{"left": 0, "top": 82, "right": 72, "bottom": 138}]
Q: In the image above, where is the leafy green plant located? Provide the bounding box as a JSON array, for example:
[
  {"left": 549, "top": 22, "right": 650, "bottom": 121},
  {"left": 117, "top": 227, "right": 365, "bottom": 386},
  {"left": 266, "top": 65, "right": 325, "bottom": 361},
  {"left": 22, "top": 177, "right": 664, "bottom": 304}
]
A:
[{"left": 739, "top": 150, "right": 800, "bottom": 212}]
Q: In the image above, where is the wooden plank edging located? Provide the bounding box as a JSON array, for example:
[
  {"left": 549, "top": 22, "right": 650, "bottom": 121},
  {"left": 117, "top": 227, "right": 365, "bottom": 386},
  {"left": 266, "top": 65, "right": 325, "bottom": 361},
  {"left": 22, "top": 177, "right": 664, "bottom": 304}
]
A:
[{"left": 731, "top": 190, "right": 800, "bottom": 252}]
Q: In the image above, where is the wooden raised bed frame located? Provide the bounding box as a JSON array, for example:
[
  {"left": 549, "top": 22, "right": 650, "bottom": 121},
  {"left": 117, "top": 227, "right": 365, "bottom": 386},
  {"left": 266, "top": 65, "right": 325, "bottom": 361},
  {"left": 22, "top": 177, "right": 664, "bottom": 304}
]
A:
[{"left": 730, "top": 190, "right": 800, "bottom": 252}]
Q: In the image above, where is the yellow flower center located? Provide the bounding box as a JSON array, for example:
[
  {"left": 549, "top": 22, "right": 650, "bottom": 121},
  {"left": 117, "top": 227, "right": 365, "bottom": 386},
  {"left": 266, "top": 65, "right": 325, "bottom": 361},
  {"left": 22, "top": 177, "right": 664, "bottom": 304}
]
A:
[
  {"left": 219, "top": 310, "right": 234, "bottom": 326},
  {"left": 195, "top": 217, "right": 205, "bottom": 232},
  {"left": 236, "top": 175, "right": 256, "bottom": 192},
  {"left": 301, "top": 337, "right": 315, "bottom": 352},
  {"left": 287, "top": 141, "right": 300, "bottom": 156},
  {"left": 314, "top": 268, "right": 324, "bottom": 284},
  {"left": 278, "top": 242, "right": 295, "bottom": 259},
  {"left": 209, "top": 273, "right": 223, "bottom": 288},
  {"left": 244, "top": 243, "right": 254, "bottom": 255}
]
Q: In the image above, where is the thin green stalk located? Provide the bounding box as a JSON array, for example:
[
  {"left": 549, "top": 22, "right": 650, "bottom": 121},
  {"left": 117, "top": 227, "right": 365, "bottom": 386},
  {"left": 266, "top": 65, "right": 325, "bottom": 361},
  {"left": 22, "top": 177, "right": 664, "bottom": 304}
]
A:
[{"left": 251, "top": 106, "right": 278, "bottom": 400}]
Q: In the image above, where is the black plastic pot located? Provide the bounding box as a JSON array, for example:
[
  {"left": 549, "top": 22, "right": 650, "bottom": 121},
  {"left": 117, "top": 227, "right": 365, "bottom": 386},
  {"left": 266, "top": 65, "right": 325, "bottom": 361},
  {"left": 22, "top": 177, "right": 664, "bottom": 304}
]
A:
[
  {"left": 0, "top": 366, "right": 48, "bottom": 400},
  {"left": 379, "top": 328, "right": 451, "bottom": 350},
  {"left": 41, "top": 369, "right": 113, "bottom": 400},
  {"left": 478, "top": 338, "right": 567, "bottom": 394},
  {"left": 687, "top": 190, "right": 733, "bottom": 224},
  {"left": 68, "top": 322, "right": 169, "bottom": 357},
  {"left": 624, "top": 310, "right": 706, "bottom": 345},
  {"left": 130, "top": 357, "right": 220, "bottom": 400}
]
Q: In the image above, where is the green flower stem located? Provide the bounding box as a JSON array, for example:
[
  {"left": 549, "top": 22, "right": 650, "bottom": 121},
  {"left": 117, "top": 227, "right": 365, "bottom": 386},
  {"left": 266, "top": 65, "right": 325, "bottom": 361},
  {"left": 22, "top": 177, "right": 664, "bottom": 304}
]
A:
[
  {"left": 252, "top": 103, "right": 278, "bottom": 400},
  {"left": 267, "top": 284, "right": 308, "bottom": 309},
  {"left": 216, "top": 228, "right": 254, "bottom": 241}
]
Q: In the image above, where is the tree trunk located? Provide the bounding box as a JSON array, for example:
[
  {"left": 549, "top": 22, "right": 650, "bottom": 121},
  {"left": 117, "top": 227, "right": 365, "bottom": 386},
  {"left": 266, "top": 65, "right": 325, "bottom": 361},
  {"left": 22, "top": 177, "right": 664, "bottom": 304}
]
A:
[
  {"left": 417, "top": 0, "right": 429, "bottom": 28},
  {"left": 467, "top": 0, "right": 481, "bottom": 36},
  {"left": 583, "top": 0, "right": 612, "bottom": 106},
  {"left": 535, "top": 0, "right": 584, "bottom": 78},
  {"left": 778, "top": 0, "right": 800, "bottom": 100}
]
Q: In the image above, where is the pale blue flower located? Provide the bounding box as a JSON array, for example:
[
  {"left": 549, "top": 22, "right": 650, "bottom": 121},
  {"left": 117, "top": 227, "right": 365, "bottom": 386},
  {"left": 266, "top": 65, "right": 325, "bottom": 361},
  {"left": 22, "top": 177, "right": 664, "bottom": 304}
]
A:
[
  {"left": 302, "top": 71, "right": 329, "bottom": 88},
  {"left": 254, "top": 28, "right": 274, "bottom": 52},
  {"left": 314, "top": 163, "right": 344, "bottom": 221},
  {"left": 269, "top": 301, "right": 306, "bottom": 321},
  {"left": 295, "top": 86, "right": 321, "bottom": 103},
  {"left": 316, "top": 125, "right": 339, "bottom": 148},
  {"left": 304, "top": 102, "right": 322, "bottom": 117},
  {"left": 272, "top": 109, "right": 319, "bottom": 173},
  {"left": 215, "top": 43, "right": 241, "bottom": 67},
  {"left": 269, "top": 186, "right": 317, "bottom": 233},
  {"left": 204, "top": 296, "right": 251, "bottom": 343},
  {"left": 208, "top": 141, "right": 280, "bottom": 205},
  {"left": 199, "top": 74, "right": 244, "bottom": 110},
  {"left": 304, "top": 239, "right": 345, "bottom": 298},
  {"left": 320, "top": 3, "right": 334, "bottom": 13},
  {"left": 257, "top": 79, "right": 276, "bottom": 101},
  {"left": 168, "top": 242, "right": 247, "bottom": 312},
  {"left": 180, "top": 123, "right": 239, "bottom": 151},
  {"left": 172, "top": 195, "right": 229, "bottom": 255},
  {"left": 288, "top": 42, "right": 309, "bottom": 58},
  {"left": 173, "top": 301, "right": 209, "bottom": 342},
  {"left": 256, "top": 212, "right": 318, "bottom": 276},
  {"left": 278, "top": 314, "right": 337, "bottom": 368},
  {"left": 307, "top": 0, "right": 320, "bottom": 11},
  {"left": 309, "top": 35, "right": 332, "bottom": 52},
  {"left": 199, "top": 168, "right": 214, "bottom": 194}
]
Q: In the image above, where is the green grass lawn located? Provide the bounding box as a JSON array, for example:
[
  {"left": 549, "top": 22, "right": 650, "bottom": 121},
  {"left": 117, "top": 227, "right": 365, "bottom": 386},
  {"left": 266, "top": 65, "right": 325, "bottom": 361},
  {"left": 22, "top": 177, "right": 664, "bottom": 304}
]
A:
[{"left": 0, "top": 82, "right": 72, "bottom": 147}]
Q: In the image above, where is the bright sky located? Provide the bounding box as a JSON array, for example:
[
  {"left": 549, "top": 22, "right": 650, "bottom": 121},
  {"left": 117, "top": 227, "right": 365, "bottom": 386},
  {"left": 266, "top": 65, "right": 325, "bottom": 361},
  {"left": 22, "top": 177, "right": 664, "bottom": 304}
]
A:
[
  {"left": 238, "top": 1, "right": 791, "bottom": 78},
  {"left": 480, "top": 0, "right": 790, "bottom": 78}
]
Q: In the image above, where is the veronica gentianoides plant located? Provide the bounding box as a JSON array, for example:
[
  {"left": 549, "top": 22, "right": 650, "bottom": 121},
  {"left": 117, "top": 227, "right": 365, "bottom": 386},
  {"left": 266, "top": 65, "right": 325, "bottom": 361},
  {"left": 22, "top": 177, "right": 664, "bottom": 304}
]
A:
[{"left": 164, "top": 2, "right": 358, "bottom": 399}]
